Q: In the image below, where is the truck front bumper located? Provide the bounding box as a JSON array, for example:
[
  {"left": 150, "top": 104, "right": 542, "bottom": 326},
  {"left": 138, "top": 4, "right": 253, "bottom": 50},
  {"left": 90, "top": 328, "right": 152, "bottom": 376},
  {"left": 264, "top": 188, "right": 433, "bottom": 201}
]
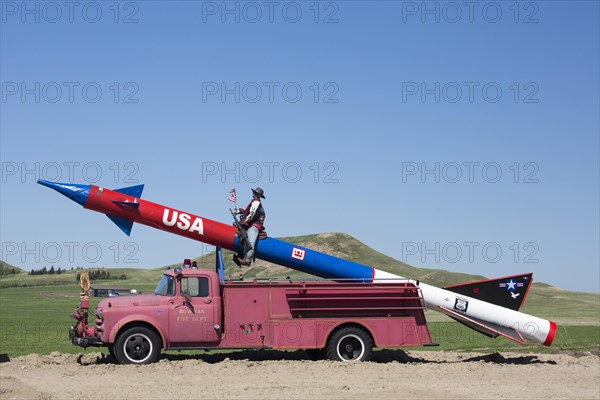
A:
[{"left": 69, "top": 325, "right": 102, "bottom": 348}]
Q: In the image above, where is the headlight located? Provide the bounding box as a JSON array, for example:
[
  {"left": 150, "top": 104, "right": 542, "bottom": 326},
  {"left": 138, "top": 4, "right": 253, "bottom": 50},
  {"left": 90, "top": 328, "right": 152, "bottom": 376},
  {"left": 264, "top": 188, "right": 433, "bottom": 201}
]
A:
[{"left": 97, "top": 308, "right": 103, "bottom": 319}]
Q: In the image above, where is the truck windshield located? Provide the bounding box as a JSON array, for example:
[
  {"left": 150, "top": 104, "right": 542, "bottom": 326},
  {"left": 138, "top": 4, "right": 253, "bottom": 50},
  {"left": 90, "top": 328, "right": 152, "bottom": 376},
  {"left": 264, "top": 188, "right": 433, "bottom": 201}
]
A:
[{"left": 154, "top": 275, "right": 175, "bottom": 296}]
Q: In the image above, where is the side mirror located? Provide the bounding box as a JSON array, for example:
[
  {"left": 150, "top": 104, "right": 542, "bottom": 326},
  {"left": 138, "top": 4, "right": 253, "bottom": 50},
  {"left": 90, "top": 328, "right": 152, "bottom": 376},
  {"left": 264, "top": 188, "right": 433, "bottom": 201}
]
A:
[{"left": 174, "top": 267, "right": 183, "bottom": 279}]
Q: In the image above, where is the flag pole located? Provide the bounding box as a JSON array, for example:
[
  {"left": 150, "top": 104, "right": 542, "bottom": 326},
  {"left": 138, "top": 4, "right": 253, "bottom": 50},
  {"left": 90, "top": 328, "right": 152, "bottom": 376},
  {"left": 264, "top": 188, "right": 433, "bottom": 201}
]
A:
[{"left": 228, "top": 188, "right": 237, "bottom": 211}]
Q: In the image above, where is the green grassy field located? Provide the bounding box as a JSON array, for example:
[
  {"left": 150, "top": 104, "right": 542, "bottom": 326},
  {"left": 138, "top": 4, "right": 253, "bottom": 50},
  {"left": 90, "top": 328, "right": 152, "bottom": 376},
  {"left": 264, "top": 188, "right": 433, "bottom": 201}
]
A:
[
  {"left": 0, "top": 267, "right": 163, "bottom": 289},
  {"left": 1, "top": 233, "right": 598, "bottom": 358},
  {"left": 425, "top": 316, "right": 599, "bottom": 353},
  {"left": 0, "top": 282, "right": 598, "bottom": 358}
]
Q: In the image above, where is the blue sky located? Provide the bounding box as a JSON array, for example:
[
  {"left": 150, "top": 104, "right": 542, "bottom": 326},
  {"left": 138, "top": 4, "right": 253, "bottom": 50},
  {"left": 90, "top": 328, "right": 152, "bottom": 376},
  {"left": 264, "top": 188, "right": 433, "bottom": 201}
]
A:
[{"left": 1, "top": 1, "right": 598, "bottom": 292}]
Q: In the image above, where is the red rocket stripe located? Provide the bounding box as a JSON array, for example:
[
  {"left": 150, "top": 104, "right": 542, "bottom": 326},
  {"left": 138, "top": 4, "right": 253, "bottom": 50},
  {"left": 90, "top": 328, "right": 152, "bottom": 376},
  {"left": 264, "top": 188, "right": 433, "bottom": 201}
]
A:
[
  {"left": 84, "top": 185, "right": 238, "bottom": 249},
  {"left": 543, "top": 321, "right": 557, "bottom": 346}
]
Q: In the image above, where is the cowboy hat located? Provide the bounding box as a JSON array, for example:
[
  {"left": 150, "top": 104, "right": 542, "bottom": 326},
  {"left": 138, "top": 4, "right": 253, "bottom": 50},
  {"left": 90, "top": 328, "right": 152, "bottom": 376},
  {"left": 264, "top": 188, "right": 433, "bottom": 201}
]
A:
[{"left": 251, "top": 187, "right": 265, "bottom": 199}]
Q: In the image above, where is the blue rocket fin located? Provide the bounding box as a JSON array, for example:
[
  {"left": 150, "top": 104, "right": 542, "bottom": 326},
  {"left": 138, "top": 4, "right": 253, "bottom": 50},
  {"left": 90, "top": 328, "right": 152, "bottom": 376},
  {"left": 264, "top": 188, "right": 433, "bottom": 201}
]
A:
[
  {"left": 106, "top": 184, "right": 142, "bottom": 235},
  {"left": 114, "top": 184, "right": 144, "bottom": 198},
  {"left": 111, "top": 200, "right": 140, "bottom": 209},
  {"left": 106, "top": 214, "right": 134, "bottom": 236}
]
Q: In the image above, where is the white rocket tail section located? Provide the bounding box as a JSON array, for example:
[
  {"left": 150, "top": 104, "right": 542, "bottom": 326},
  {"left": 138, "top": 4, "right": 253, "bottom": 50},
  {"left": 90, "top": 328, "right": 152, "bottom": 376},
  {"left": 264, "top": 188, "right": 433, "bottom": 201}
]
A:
[{"left": 372, "top": 269, "right": 557, "bottom": 346}]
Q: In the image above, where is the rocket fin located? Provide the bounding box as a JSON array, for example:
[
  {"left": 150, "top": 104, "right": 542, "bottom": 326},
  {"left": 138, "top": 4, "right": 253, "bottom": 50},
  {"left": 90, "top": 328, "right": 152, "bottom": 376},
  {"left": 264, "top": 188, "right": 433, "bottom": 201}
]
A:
[
  {"left": 114, "top": 184, "right": 144, "bottom": 199},
  {"left": 438, "top": 306, "right": 526, "bottom": 344},
  {"left": 444, "top": 273, "right": 533, "bottom": 311},
  {"left": 106, "top": 214, "right": 134, "bottom": 236},
  {"left": 111, "top": 200, "right": 140, "bottom": 209}
]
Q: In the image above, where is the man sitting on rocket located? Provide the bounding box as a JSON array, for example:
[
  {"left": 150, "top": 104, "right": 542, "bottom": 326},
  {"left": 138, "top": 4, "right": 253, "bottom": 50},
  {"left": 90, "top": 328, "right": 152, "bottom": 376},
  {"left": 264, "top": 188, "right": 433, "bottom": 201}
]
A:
[{"left": 232, "top": 187, "right": 266, "bottom": 267}]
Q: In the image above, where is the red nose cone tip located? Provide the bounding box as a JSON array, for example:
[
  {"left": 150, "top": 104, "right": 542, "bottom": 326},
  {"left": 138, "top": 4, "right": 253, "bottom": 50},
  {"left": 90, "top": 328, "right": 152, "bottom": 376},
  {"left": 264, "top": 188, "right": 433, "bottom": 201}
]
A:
[
  {"left": 37, "top": 180, "right": 91, "bottom": 207},
  {"left": 543, "top": 321, "right": 557, "bottom": 346}
]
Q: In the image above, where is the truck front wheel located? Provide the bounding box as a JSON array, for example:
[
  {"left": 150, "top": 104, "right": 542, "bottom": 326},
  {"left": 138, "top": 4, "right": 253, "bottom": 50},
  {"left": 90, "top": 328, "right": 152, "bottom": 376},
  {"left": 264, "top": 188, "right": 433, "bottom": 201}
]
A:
[
  {"left": 114, "top": 327, "right": 161, "bottom": 365},
  {"left": 326, "top": 327, "right": 373, "bottom": 362},
  {"left": 107, "top": 344, "right": 115, "bottom": 359}
]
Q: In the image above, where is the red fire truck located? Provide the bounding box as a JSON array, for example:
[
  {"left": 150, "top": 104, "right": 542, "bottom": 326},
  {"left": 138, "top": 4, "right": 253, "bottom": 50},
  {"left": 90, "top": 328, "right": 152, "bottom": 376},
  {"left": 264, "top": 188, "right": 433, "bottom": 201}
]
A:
[{"left": 70, "top": 249, "right": 434, "bottom": 364}]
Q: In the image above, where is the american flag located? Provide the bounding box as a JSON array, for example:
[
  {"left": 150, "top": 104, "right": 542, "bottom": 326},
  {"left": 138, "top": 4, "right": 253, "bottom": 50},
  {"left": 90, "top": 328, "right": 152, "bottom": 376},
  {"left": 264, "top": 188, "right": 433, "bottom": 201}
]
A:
[{"left": 228, "top": 188, "right": 236, "bottom": 203}]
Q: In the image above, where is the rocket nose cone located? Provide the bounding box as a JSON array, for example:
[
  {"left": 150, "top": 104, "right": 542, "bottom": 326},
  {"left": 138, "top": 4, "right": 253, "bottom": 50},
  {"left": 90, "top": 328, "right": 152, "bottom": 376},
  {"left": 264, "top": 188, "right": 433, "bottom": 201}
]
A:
[
  {"left": 37, "top": 180, "right": 91, "bottom": 207},
  {"left": 37, "top": 179, "right": 57, "bottom": 189}
]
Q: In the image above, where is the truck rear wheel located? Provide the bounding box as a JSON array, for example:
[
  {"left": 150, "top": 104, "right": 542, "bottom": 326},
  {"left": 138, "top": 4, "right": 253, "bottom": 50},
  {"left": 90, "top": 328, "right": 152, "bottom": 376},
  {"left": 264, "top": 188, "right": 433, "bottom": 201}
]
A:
[
  {"left": 326, "top": 327, "right": 373, "bottom": 362},
  {"left": 114, "top": 327, "right": 161, "bottom": 365}
]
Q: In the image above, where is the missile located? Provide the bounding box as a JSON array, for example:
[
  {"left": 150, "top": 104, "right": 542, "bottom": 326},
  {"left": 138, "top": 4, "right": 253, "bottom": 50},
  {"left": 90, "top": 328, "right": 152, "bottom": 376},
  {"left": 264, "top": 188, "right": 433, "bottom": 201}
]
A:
[{"left": 38, "top": 180, "right": 556, "bottom": 346}]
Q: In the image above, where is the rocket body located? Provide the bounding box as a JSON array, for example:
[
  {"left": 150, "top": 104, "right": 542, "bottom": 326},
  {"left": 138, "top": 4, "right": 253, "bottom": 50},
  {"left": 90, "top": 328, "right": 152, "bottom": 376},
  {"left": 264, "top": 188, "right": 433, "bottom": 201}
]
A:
[{"left": 38, "top": 180, "right": 556, "bottom": 346}]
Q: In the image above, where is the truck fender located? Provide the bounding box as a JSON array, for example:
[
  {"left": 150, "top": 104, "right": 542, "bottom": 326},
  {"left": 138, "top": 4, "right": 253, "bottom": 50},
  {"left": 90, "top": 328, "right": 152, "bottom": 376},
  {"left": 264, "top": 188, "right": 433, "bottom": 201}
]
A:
[
  {"left": 107, "top": 315, "right": 167, "bottom": 348},
  {"left": 318, "top": 322, "right": 376, "bottom": 349}
]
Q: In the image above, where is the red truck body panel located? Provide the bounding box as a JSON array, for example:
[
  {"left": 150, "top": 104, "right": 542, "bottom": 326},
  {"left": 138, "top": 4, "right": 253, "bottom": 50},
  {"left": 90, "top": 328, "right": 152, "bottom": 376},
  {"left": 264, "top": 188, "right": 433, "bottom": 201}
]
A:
[{"left": 221, "top": 280, "right": 431, "bottom": 349}]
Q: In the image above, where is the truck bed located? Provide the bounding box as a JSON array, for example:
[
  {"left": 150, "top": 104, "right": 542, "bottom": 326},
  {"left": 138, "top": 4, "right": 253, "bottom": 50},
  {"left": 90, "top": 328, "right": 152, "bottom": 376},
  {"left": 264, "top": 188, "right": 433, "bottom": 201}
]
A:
[{"left": 220, "top": 279, "right": 432, "bottom": 349}]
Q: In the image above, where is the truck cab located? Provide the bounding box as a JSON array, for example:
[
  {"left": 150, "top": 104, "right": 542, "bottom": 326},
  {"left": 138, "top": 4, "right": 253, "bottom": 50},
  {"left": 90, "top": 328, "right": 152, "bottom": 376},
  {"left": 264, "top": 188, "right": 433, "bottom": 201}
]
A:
[
  {"left": 154, "top": 268, "right": 222, "bottom": 344},
  {"left": 93, "top": 267, "right": 223, "bottom": 364}
]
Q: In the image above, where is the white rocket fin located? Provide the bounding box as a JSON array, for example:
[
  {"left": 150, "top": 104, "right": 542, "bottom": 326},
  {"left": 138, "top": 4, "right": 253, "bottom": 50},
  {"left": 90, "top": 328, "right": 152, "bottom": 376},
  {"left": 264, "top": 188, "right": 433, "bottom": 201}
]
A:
[{"left": 438, "top": 306, "right": 526, "bottom": 344}]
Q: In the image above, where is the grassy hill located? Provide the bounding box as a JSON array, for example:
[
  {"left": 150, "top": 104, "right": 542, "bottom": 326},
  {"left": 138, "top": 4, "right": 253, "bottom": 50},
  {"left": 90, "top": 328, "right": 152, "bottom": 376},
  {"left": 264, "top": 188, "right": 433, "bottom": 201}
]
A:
[
  {"left": 191, "top": 233, "right": 470, "bottom": 284},
  {"left": 0, "top": 260, "right": 24, "bottom": 275},
  {"left": 207, "top": 233, "right": 598, "bottom": 325},
  {"left": 1, "top": 233, "right": 598, "bottom": 325}
]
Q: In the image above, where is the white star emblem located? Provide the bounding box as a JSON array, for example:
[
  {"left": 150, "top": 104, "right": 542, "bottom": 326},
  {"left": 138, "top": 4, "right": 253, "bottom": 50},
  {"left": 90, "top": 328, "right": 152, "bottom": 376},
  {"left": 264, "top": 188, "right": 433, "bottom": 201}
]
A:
[{"left": 507, "top": 280, "right": 517, "bottom": 290}]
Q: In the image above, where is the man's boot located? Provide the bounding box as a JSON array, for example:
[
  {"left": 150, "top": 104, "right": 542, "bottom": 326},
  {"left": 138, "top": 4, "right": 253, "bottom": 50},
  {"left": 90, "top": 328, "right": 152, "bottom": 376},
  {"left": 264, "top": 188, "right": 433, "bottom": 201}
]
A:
[
  {"left": 238, "top": 258, "right": 251, "bottom": 266},
  {"left": 233, "top": 254, "right": 251, "bottom": 267},
  {"left": 233, "top": 254, "right": 242, "bottom": 267}
]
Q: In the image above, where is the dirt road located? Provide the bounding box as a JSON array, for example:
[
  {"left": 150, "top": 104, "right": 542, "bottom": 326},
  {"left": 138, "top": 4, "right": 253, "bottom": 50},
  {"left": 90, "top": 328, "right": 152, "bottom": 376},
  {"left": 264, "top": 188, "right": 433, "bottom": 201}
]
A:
[{"left": 1, "top": 350, "right": 598, "bottom": 399}]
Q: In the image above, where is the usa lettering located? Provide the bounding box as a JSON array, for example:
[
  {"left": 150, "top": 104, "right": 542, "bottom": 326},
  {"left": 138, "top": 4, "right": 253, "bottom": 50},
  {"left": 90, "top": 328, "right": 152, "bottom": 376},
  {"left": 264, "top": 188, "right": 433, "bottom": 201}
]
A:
[{"left": 162, "top": 209, "right": 204, "bottom": 235}]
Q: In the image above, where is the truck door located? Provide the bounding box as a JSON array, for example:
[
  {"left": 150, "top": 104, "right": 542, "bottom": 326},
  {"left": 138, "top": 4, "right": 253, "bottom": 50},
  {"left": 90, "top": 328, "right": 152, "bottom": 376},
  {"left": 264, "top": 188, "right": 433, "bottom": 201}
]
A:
[{"left": 168, "top": 276, "right": 221, "bottom": 344}]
